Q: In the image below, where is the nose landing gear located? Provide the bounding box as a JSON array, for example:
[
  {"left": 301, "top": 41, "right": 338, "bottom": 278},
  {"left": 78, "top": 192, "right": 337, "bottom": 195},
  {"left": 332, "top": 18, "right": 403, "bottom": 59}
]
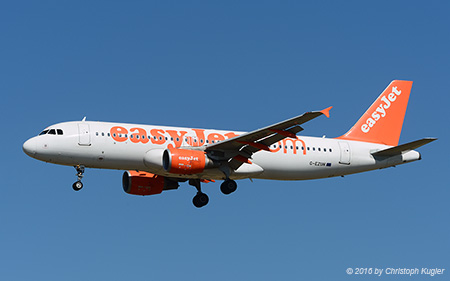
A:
[{"left": 72, "top": 165, "right": 85, "bottom": 191}]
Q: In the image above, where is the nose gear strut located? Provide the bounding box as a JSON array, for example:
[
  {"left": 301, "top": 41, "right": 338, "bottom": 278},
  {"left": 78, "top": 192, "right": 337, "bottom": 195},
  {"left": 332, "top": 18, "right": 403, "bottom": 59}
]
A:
[{"left": 72, "top": 165, "right": 85, "bottom": 191}]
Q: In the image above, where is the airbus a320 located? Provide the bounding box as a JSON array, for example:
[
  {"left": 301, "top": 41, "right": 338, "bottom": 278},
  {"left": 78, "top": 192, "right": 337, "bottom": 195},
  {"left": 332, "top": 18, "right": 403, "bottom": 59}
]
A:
[{"left": 23, "top": 80, "right": 436, "bottom": 207}]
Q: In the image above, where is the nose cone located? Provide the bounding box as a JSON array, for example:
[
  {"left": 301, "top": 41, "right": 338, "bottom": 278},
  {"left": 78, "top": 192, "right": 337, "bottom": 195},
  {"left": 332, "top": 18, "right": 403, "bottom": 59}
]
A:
[{"left": 23, "top": 138, "right": 37, "bottom": 157}]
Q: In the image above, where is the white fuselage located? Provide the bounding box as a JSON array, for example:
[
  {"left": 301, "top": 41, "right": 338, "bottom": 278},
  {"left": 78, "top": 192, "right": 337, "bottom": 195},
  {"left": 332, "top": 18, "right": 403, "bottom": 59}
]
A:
[{"left": 23, "top": 121, "right": 421, "bottom": 181}]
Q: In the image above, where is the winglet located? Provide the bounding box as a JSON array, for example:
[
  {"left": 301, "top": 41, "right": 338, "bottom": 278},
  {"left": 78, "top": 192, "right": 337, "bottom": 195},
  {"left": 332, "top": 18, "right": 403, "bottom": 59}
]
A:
[{"left": 320, "top": 106, "right": 332, "bottom": 118}]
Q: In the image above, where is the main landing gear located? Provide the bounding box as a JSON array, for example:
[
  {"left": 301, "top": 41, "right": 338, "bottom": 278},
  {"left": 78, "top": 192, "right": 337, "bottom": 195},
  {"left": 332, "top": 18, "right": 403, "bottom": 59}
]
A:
[
  {"left": 188, "top": 178, "right": 238, "bottom": 208},
  {"left": 72, "top": 165, "right": 85, "bottom": 191},
  {"left": 189, "top": 179, "right": 209, "bottom": 208},
  {"left": 220, "top": 179, "right": 237, "bottom": 195}
]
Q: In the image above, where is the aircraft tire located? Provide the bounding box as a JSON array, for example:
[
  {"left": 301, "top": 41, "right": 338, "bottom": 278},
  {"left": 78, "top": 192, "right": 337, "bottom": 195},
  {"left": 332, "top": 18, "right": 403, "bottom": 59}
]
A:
[
  {"left": 193, "top": 192, "right": 209, "bottom": 208},
  {"left": 72, "top": 181, "right": 83, "bottom": 191},
  {"left": 220, "top": 180, "right": 237, "bottom": 195}
]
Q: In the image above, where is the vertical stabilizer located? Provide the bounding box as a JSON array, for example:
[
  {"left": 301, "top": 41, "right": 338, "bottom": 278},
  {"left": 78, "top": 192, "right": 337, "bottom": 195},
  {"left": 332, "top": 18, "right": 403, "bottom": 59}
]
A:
[{"left": 338, "top": 80, "right": 413, "bottom": 146}]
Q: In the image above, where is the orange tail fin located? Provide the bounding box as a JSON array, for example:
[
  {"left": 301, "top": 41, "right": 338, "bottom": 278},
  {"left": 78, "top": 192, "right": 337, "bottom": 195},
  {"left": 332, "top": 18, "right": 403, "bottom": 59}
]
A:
[{"left": 338, "top": 80, "right": 413, "bottom": 146}]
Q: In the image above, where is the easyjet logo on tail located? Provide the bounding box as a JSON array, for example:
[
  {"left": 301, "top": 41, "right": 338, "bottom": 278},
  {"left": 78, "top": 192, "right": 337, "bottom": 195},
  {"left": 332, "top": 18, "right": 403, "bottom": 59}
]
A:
[
  {"left": 337, "top": 80, "right": 412, "bottom": 146},
  {"left": 361, "top": 86, "right": 402, "bottom": 133}
]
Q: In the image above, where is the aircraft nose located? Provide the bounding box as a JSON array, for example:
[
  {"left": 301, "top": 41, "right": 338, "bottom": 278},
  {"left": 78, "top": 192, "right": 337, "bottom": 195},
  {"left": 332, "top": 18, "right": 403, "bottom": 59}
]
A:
[{"left": 23, "top": 138, "right": 37, "bottom": 157}]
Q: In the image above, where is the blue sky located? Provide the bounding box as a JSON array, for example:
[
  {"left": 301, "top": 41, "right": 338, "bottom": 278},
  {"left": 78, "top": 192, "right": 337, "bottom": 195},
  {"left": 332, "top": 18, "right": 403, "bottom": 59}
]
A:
[{"left": 1, "top": 1, "right": 448, "bottom": 280}]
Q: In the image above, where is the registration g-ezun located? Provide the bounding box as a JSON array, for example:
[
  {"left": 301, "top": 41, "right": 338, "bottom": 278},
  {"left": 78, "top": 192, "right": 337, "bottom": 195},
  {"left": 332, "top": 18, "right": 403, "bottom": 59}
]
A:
[{"left": 23, "top": 80, "right": 436, "bottom": 207}]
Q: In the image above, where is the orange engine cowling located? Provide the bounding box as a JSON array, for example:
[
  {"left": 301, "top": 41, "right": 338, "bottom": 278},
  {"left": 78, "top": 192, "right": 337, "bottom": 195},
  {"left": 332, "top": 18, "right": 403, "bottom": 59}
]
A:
[
  {"left": 122, "top": 171, "right": 179, "bottom": 196},
  {"left": 163, "top": 148, "right": 211, "bottom": 174}
]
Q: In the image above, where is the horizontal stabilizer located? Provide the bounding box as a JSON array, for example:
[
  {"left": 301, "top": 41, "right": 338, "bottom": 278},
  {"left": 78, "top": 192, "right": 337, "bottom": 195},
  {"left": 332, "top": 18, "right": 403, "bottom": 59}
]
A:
[{"left": 371, "top": 138, "right": 437, "bottom": 157}]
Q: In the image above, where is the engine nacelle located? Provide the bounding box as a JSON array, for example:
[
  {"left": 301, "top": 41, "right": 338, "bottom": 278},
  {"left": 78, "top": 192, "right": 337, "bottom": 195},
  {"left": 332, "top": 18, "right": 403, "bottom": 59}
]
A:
[
  {"left": 122, "top": 170, "right": 179, "bottom": 196},
  {"left": 143, "top": 149, "right": 165, "bottom": 173},
  {"left": 163, "top": 148, "right": 211, "bottom": 174}
]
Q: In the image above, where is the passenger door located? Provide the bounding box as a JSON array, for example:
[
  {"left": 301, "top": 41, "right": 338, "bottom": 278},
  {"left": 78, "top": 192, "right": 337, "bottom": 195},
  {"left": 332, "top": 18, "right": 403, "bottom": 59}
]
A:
[
  {"left": 338, "top": 141, "right": 351, "bottom": 165},
  {"left": 78, "top": 123, "right": 91, "bottom": 146}
]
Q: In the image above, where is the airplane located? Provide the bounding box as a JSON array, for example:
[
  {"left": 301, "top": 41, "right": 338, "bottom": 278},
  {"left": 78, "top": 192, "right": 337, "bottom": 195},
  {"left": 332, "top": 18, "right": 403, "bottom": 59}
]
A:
[{"left": 23, "top": 80, "right": 436, "bottom": 208}]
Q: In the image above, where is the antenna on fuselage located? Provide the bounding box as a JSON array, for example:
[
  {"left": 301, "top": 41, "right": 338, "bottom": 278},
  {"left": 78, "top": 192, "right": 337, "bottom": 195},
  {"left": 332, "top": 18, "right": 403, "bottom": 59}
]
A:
[{"left": 82, "top": 117, "right": 86, "bottom": 122}]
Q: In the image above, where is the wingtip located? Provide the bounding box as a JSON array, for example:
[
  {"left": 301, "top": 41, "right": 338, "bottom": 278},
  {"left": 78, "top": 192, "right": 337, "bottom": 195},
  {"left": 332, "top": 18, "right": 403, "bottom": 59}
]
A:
[{"left": 320, "top": 106, "right": 332, "bottom": 118}]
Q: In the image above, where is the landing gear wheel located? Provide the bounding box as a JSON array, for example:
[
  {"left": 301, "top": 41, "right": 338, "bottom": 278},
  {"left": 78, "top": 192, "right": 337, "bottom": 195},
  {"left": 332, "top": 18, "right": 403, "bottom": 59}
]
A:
[
  {"left": 193, "top": 192, "right": 209, "bottom": 208},
  {"left": 72, "top": 180, "right": 83, "bottom": 191},
  {"left": 220, "top": 179, "right": 237, "bottom": 195}
]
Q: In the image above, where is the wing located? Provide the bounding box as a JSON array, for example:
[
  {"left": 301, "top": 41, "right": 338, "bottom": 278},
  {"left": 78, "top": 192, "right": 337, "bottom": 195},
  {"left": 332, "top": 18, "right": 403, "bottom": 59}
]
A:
[{"left": 205, "top": 107, "right": 332, "bottom": 170}]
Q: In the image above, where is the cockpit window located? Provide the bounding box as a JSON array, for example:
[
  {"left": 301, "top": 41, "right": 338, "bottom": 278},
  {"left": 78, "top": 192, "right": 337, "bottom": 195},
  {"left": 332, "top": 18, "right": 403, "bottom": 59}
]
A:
[{"left": 38, "top": 128, "right": 64, "bottom": 136}]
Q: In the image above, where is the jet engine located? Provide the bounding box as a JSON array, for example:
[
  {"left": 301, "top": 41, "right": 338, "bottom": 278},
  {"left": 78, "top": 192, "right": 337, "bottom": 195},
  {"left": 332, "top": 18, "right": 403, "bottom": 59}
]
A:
[
  {"left": 163, "top": 148, "right": 212, "bottom": 174},
  {"left": 122, "top": 170, "right": 179, "bottom": 196}
]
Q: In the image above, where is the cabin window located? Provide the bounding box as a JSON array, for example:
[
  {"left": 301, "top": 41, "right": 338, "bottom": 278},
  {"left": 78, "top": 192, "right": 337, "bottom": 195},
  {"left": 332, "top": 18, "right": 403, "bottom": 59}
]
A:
[
  {"left": 102, "top": 132, "right": 105, "bottom": 137},
  {"left": 329, "top": 148, "right": 332, "bottom": 152},
  {"left": 318, "top": 148, "right": 321, "bottom": 151}
]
